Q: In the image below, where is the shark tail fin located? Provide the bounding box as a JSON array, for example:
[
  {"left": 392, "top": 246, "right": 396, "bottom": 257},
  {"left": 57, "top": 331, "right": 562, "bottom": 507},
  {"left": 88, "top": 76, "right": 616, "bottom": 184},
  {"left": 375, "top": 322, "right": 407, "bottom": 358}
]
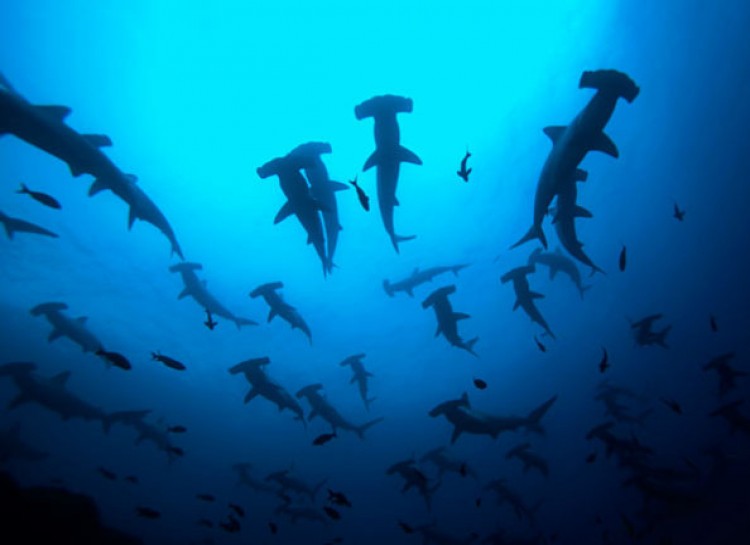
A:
[
  {"left": 356, "top": 417, "right": 385, "bottom": 439},
  {"left": 391, "top": 233, "right": 417, "bottom": 254},
  {"left": 525, "top": 395, "right": 558, "bottom": 434},
  {"left": 382, "top": 279, "right": 394, "bottom": 297},
  {"left": 511, "top": 224, "right": 547, "bottom": 250},
  {"left": 465, "top": 337, "right": 479, "bottom": 357}
]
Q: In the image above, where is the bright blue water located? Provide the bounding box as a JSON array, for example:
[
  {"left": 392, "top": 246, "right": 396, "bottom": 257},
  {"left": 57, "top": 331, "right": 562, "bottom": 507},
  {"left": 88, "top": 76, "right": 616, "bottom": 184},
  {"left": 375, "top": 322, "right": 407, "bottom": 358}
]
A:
[{"left": 2, "top": 1, "right": 750, "bottom": 544}]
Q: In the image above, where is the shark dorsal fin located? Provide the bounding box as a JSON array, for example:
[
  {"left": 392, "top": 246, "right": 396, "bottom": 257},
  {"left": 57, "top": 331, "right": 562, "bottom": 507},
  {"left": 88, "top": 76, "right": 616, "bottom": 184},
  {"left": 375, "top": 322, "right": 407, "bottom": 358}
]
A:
[
  {"left": 50, "top": 371, "right": 72, "bottom": 387},
  {"left": 36, "top": 105, "right": 72, "bottom": 121}
]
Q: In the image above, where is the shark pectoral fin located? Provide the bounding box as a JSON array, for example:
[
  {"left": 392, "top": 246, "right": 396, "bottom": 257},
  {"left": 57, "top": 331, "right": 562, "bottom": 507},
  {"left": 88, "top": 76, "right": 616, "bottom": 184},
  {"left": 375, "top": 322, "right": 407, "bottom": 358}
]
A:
[
  {"left": 529, "top": 291, "right": 545, "bottom": 299},
  {"left": 549, "top": 268, "right": 557, "bottom": 280},
  {"left": 453, "top": 312, "right": 471, "bottom": 321},
  {"left": 591, "top": 132, "right": 619, "bottom": 158},
  {"left": 406, "top": 289, "right": 413, "bottom": 297},
  {"left": 274, "top": 202, "right": 294, "bottom": 224},
  {"left": 308, "top": 410, "right": 318, "bottom": 420},
  {"left": 7, "top": 393, "right": 31, "bottom": 410},
  {"left": 574, "top": 168, "right": 588, "bottom": 182},
  {"left": 543, "top": 125, "right": 566, "bottom": 143},
  {"left": 363, "top": 150, "right": 380, "bottom": 171},
  {"left": 82, "top": 134, "right": 113, "bottom": 148},
  {"left": 434, "top": 324, "right": 442, "bottom": 337},
  {"left": 47, "top": 329, "right": 64, "bottom": 343},
  {"left": 88, "top": 179, "right": 108, "bottom": 196},
  {"left": 3, "top": 222, "right": 14, "bottom": 239},
  {"left": 36, "top": 105, "right": 72, "bottom": 121},
  {"left": 267, "top": 309, "right": 277, "bottom": 322},
  {"left": 451, "top": 427, "right": 462, "bottom": 444},
  {"left": 512, "top": 300, "right": 520, "bottom": 311},
  {"left": 244, "top": 389, "right": 259, "bottom": 404},
  {"left": 349, "top": 376, "right": 357, "bottom": 384},
  {"left": 574, "top": 206, "right": 593, "bottom": 218},
  {"left": 397, "top": 145, "right": 422, "bottom": 165},
  {"left": 50, "top": 371, "right": 71, "bottom": 386},
  {"left": 328, "top": 181, "right": 350, "bottom": 191},
  {"left": 128, "top": 207, "right": 137, "bottom": 229},
  {"left": 177, "top": 288, "right": 190, "bottom": 299}
]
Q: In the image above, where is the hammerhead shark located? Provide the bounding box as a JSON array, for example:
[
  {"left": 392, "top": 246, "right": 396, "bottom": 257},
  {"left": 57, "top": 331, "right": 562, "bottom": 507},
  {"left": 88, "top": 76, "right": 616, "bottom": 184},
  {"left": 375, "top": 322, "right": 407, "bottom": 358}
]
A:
[
  {"left": 386, "top": 458, "right": 441, "bottom": 511},
  {"left": 257, "top": 153, "right": 328, "bottom": 275},
  {"left": 295, "top": 383, "right": 383, "bottom": 439},
  {"left": 528, "top": 247, "right": 591, "bottom": 298},
  {"left": 512, "top": 69, "right": 639, "bottom": 249},
  {"left": 630, "top": 314, "right": 671, "bottom": 348},
  {"left": 0, "top": 73, "right": 184, "bottom": 258},
  {"left": 228, "top": 357, "right": 306, "bottom": 423},
  {"left": 505, "top": 442, "right": 550, "bottom": 478},
  {"left": 355, "top": 94, "right": 422, "bottom": 252},
  {"left": 30, "top": 302, "right": 104, "bottom": 353},
  {"left": 0, "top": 362, "right": 137, "bottom": 433},
  {"left": 231, "top": 463, "right": 278, "bottom": 494},
  {"left": 419, "top": 446, "right": 478, "bottom": 479},
  {"left": 0, "top": 210, "right": 58, "bottom": 239},
  {"left": 340, "top": 353, "right": 375, "bottom": 411},
  {"left": 428, "top": 392, "right": 558, "bottom": 444},
  {"left": 500, "top": 265, "right": 555, "bottom": 339},
  {"left": 422, "top": 285, "right": 478, "bottom": 356},
  {"left": 109, "top": 409, "right": 183, "bottom": 462},
  {"left": 265, "top": 469, "right": 326, "bottom": 502},
  {"left": 249, "top": 282, "right": 312, "bottom": 343},
  {"left": 288, "top": 142, "right": 348, "bottom": 273},
  {"left": 483, "top": 479, "right": 542, "bottom": 525},
  {"left": 383, "top": 263, "right": 469, "bottom": 297},
  {"left": 169, "top": 262, "right": 257, "bottom": 329}
]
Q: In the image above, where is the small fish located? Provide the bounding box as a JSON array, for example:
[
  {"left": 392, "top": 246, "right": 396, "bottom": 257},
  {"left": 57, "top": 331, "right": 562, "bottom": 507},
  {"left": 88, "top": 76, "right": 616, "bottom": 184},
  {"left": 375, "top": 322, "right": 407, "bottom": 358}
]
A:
[
  {"left": 228, "top": 503, "right": 245, "bottom": 518},
  {"left": 673, "top": 202, "right": 685, "bottom": 222},
  {"left": 398, "top": 521, "right": 414, "bottom": 534},
  {"left": 152, "top": 351, "right": 187, "bottom": 371},
  {"left": 323, "top": 506, "right": 341, "bottom": 520},
  {"left": 196, "top": 493, "right": 216, "bottom": 502},
  {"left": 710, "top": 315, "right": 718, "bottom": 332},
  {"left": 168, "top": 446, "right": 185, "bottom": 457},
  {"left": 97, "top": 466, "right": 117, "bottom": 481},
  {"left": 197, "top": 519, "right": 214, "bottom": 528},
  {"left": 327, "top": 489, "right": 352, "bottom": 508},
  {"left": 124, "top": 475, "right": 139, "bottom": 484},
  {"left": 660, "top": 398, "right": 683, "bottom": 415},
  {"left": 618, "top": 245, "right": 627, "bottom": 272},
  {"left": 459, "top": 463, "right": 468, "bottom": 477},
  {"left": 96, "top": 349, "right": 132, "bottom": 370},
  {"left": 474, "top": 497, "right": 482, "bottom": 508},
  {"left": 598, "top": 347, "right": 610, "bottom": 374},
  {"left": 350, "top": 176, "right": 370, "bottom": 212},
  {"left": 268, "top": 521, "right": 278, "bottom": 535},
  {"left": 136, "top": 506, "right": 161, "bottom": 519},
  {"left": 313, "top": 431, "right": 337, "bottom": 446},
  {"left": 457, "top": 150, "right": 472, "bottom": 182},
  {"left": 17, "top": 183, "right": 61, "bottom": 209},
  {"left": 473, "top": 378, "right": 487, "bottom": 390},
  {"left": 586, "top": 452, "right": 598, "bottom": 464},
  {"left": 167, "top": 425, "right": 187, "bottom": 433},
  {"left": 534, "top": 335, "right": 547, "bottom": 353},
  {"left": 204, "top": 309, "right": 218, "bottom": 330}
]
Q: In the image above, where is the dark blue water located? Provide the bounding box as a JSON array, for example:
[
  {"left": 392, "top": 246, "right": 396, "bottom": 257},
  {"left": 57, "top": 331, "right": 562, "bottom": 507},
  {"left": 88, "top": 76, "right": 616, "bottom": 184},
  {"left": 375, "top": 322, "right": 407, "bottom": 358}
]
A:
[{"left": 2, "top": 2, "right": 750, "bottom": 544}]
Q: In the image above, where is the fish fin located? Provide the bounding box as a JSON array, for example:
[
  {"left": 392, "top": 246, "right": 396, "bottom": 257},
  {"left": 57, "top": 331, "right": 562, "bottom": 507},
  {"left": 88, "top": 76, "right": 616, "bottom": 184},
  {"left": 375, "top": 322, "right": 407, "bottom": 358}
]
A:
[
  {"left": 575, "top": 206, "right": 593, "bottom": 218},
  {"left": 177, "top": 288, "right": 189, "bottom": 299},
  {"left": 530, "top": 291, "right": 545, "bottom": 299},
  {"left": 88, "top": 179, "right": 108, "bottom": 196},
  {"left": 590, "top": 132, "right": 619, "bottom": 158},
  {"left": 363, "top": 150, "right": 380, "bottom": 171},
  {"left": 8, "top": 393, "right": 31, "bottom": 410},
  {"left": 274, "top": 202, "right": 294, "bottom": 224},
  {"left": 267, "top": 309, "right": 277, "bottom": 322},
  {"left": 513, "top": 299, "right": 520, "bottom": 311},
  {"left": 49, "top": 371, "right": 72, "bottom": 386},
  {"left": 328, "top": 181, "right": 349, "bottom": 191},
  {"left": 47, "top": 329, "right": 63, "bottom": 343},
  {"left": 128, "top": 207, "right": 137, "bottom": 229},
  {"left": 574, "top": 168, "right": 588, "bottom": 182},
  {"left": 397, "top": 145, "right": 422, "bottom": 165},
  {"left": 453, "top": 312, "right": 471, "bottom": 321},
  {"left": 36, "top": 105, "right": 72, "bottom": 121},
  {"left": 244, "top": 389, "right": 259, "bottom": 404},
  {"left": 82, "top": 134, "right": 112, "bottom": 148},
  {"left": 2, "top": 221, "right": 14, "bottom": 239},
  {"left": 543, "top": 125, "right": 566, "bottom": 143}
]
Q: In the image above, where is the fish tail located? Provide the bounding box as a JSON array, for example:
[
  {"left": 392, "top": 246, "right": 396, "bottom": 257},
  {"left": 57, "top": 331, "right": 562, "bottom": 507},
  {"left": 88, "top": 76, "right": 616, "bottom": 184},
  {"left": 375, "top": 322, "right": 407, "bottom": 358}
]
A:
[
  {"left": 511, "top": 224, "right": 547, "bottom": 250},
  {"left": 16, "top": 183, "right": 28, "bottom": 194}
]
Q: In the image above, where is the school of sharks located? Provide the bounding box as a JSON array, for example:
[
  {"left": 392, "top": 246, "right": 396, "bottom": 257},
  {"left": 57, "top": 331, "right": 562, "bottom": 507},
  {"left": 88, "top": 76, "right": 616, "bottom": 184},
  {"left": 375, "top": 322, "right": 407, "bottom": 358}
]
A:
[{"left": 2, "top": 4, "right": 750, "bottom": 545}]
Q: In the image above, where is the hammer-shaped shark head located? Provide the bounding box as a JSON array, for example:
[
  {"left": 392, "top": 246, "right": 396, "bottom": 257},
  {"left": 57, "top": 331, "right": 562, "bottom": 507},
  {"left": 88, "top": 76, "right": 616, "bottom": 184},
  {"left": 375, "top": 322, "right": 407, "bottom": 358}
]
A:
[
  {"left": 428, "top": 392, "right": 471, "bottom": 417},
  {"left": 421, "top": 284, "right": 457, "bottom": 309},
  {"left": 0, "top": 361, "right": 37, "bottom": 377},
  {"left": 354, "top": 94, "right": 413, "bottom": 120},
  {"left": 257, "top": 154, "right": 317, "bottom": 179},
  {"left": 296, "top": 383, "right": 324, "bottom": 399},
  {"left": 30, "top": 302, "right": 68, "bottom": 316},
  {"left": 579, "top": 69, "right": 640, "bottom": 103},
  {"left": 288, "top": 142, "right": 332, "bottom": 160}
]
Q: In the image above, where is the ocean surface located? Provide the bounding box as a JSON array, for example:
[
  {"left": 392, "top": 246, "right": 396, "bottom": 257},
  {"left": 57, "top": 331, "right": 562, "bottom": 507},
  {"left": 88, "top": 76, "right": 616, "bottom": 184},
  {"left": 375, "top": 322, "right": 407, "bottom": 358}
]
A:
[{"left": 1, "top": 1, "right": 750, "bottom": 544}]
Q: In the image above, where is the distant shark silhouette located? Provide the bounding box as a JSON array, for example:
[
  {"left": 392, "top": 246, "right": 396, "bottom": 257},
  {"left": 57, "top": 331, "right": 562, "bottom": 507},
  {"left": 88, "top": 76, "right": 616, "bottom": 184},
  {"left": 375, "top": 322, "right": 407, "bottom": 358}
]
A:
[
  {"left": 422, "top": 285, "right": 478, "bottom": 356},
  {"left": 257, "top": 153, "right": 329, "bottom": 275},
  {"left": 512, "top": 69, "right": 639, "bottom": 249},
  {"left": 0, "top": 422, "right": 49, "bottom": 463},
  {"left": 0, "top": 210, "right": 58, "bottom": 239},
  {"left": 0, "top": 72, "right": 184, "bottom": 258},
  {"left": 429, "top": 392, "right": 557, "bottom": 444},
  {"left": 109, "top": 409, "right": 182, "bottom": 462},
  {"left": 228, "top": 357, "right": 306, "bottom": 423},
  {"left": 296, "top": 383, "right": 383, "bottom": 439},
  {"left": 265, "top": 469, "right": 326, "bottom": 503},
  {"left": 340, "top": 353, "right": 375, "bottom": 411},
  {"left": 288, "top": 142, "right": 348, "bottom": 274},
  {"left": 383, "top": 264, "right": 469, "bottom": 297},
  {"left": 169, "top": 262, "right": 257, "bottom": 329},
  {"left": 232, "top": 463, "right": 278, "bottom": 494},
  {"left": 249, "top": 282, "right": 312, "bottom": 343},
  {"left": 419, "top": 446, "right": 478, "bottom": 480},
  {"left": 500, "top": 265, "right": 555, "bottom": 339},
  {"left": 355, "top": 94, "right": 422, "bottom": 253},
  {"left": 386, "top": 458, "right": 441, "bottom": 511},
  {"left": 30, "top": 302, "right": 104, "bottom": 353},
  {"left": 528, "top": 247, "right": 591, "bottom": 298}
]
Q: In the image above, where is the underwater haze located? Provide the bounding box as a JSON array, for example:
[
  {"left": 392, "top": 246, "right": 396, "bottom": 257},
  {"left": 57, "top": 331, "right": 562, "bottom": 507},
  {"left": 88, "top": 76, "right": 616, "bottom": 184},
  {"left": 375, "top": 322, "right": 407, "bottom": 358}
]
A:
[{"left": 2, "top": 1, "right": 750, "bottom": 544}]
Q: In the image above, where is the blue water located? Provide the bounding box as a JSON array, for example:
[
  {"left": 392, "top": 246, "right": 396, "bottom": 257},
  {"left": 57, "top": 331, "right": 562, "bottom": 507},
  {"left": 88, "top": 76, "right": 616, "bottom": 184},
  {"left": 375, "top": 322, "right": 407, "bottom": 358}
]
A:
[{"left": 2, "top": 1, "right": 750, "bottom": 544}]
